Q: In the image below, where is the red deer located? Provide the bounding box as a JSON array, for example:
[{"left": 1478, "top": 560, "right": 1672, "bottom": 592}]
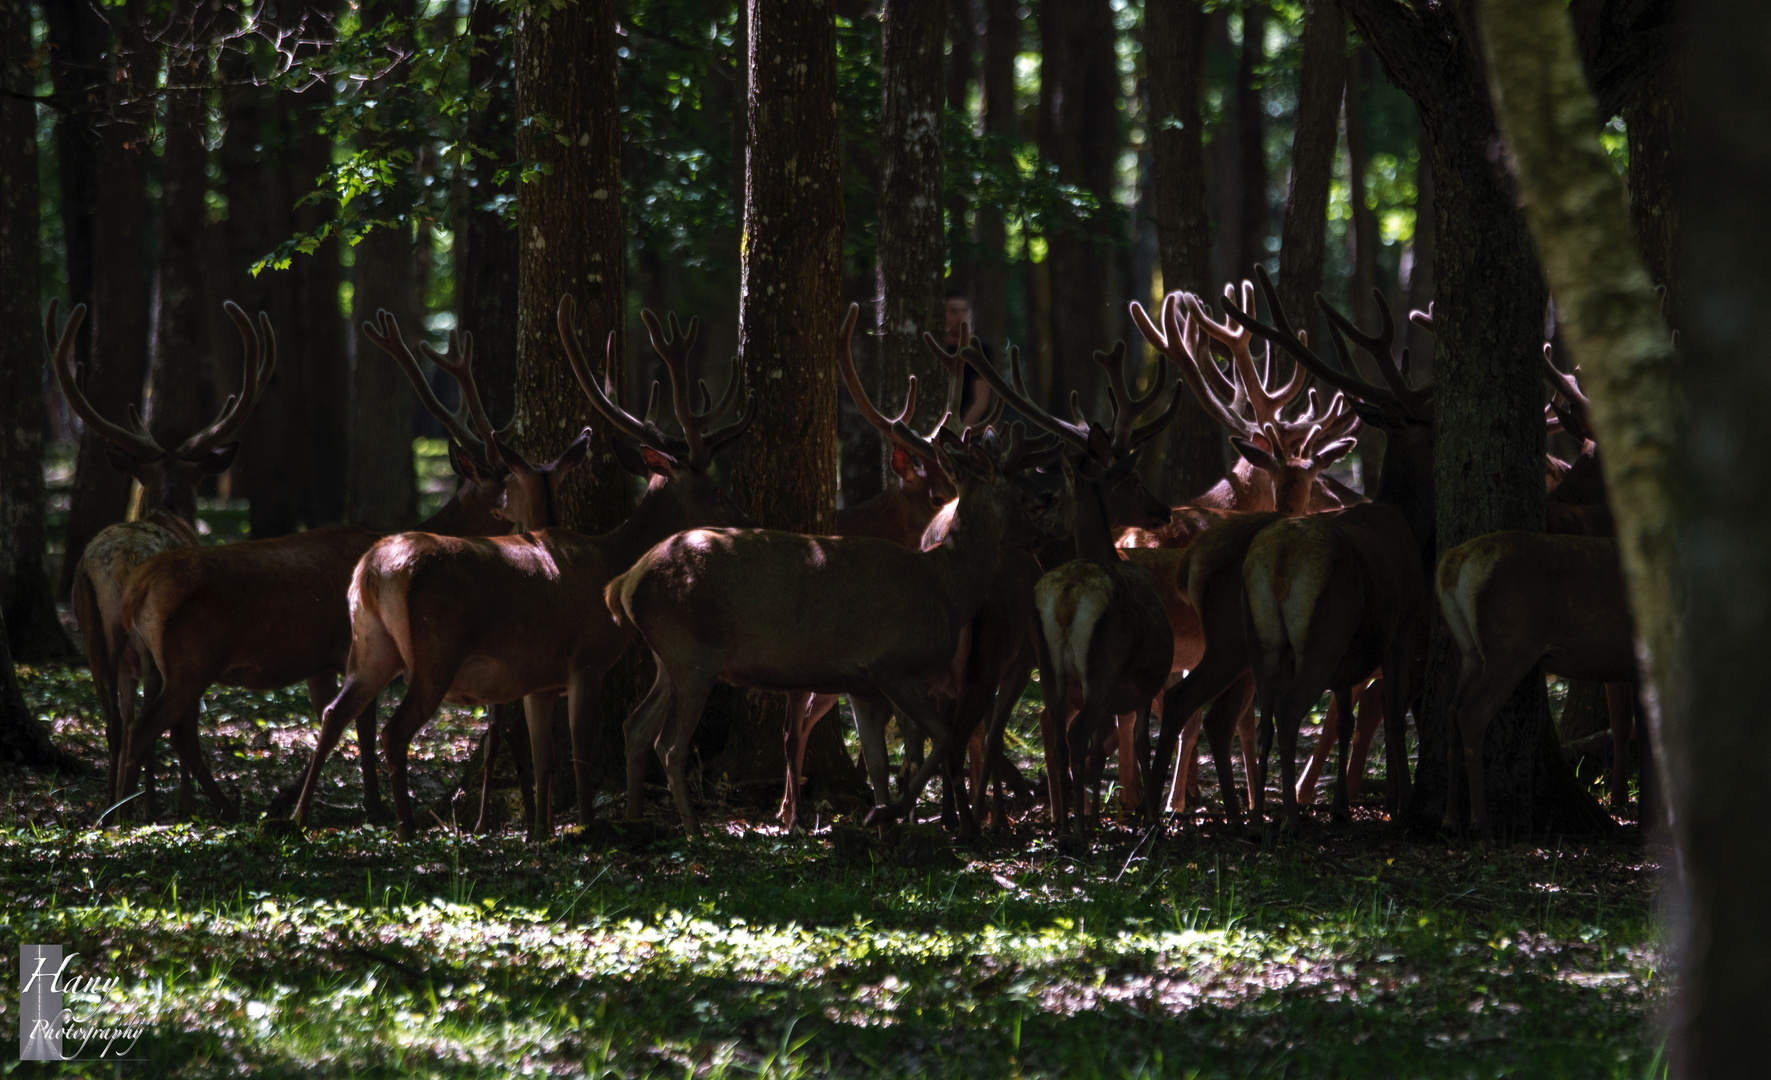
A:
[
  {"left": 112, "top": 313, "right": 557, "bottom": 822},
  {"left": 288, "top": 300, "right": 756, "bottom": 840},
  {"left": 606, "top": 412, "right": 1045, "bottom": 836},
  {"left": 1227, "top": 268, "right": 1437, "bottom": 832},
  {"left": 46, "top": 300, "right": 273, "bottom": 807}
]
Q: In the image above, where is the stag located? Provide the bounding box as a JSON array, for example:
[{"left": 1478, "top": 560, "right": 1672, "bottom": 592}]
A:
[
  {"left": 112, "top": 313, "right": 565, "bottom": 823},
  {"left": 607, "top": 405, "right": 1045, "bottom": 837},
  {"left": 288, "top": 300, "right": 755, "bottom": 840},
  {"left": 46, "top": 301, "right": 274, "bottom": 808},
  {"left": 1224, "top": 267, "right": 1437, "bottom": 832}
]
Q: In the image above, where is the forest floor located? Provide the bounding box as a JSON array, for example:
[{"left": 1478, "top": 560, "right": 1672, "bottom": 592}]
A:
[{"left": 2, "top": 667, "right": 1665, "bottom": 1079}]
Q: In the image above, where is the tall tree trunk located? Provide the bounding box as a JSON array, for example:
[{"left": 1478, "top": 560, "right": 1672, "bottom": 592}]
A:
[
  {"left": 1203, "top": 9, "right": 1240, "bottom": 286},
  {"left": 1340, "top": 0, "right": 1608, "bottom": 837},
  {"left": 1345, "top": 47, "right": 1381, "bottom": 335},
  {"left": 1274, "top": 0, "right": 1344, "bottom": 346},
  {"left": 877, "top": 0, "right": 948, "bottom": 452},
  {"left": 1623, "top": 58, "right": 1678, "bottom": 315},
  {"left": 1402, "top": 110, "right": 1436, "bottom": 375},
  {"left": 514, "top": 0, "right": 633, "bottom": 803},
  {"left": 44, "top": 0, "right": 102, "bottom": 452},
  {"left": 57, "top": 6, "right": 155, "bottom": 599},
  {"left": 1039, "top": 0, "right": 1117, "bottom": 414},
  {"left": 148, "top": 19, "right": 214, "bottom": 450},
  {"left": 1, "top": 0, "right": 69, "bottom": 661},
  {"left": 944, "top": 0, "right": 976, "bottom": 298},
  {"left": 711, "top": 0, "right": 855, "bottom": 792},
  {"left": 457, "top": 0, "right": 520, "bottom": 427},
  {"left": 345, "top": 0, "right": 418, "bottom": 532},
  {"left": 1145, "top": 0, "right": 1226, "bottom": 504},
  {"left": 971, "top": 0, "right": 1017, "bottom": 347},
  {"left": 1235, "top": 3, "right": 1268, "bottom": 278},
  {"left": 0, "top": 603, "right": 84, "bottom": 774},
  {"left": 1671, "top": 0, "right": 1770, "bottom": 1064}
]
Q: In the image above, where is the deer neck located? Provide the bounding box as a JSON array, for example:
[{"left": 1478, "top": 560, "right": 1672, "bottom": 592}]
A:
[
  {"left": 142, "top": 507, "right": 199, "bottom": 547},
  {"left": 1375, "top": 423, "right": 1436, "bottom": 566},
  {"left": 1226, "top": 458, "right": 1277, "bottom": 512},
  {"left": 922, "top": 487, "right": 1006, "bottom": 620},
  {"left": 1070, "top": 481, "right": 1119, "bottom": 564},
  {"left": 601, "top": 476, "right": 701, "bottom": 569},
  {"left": 418, "top": 494, "right": 506, "bottom": 539}
]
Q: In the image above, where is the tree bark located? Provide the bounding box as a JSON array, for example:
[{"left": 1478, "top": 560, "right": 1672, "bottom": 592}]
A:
[
  {"left": 1236, "top": 4, "right": 1268, "bottom": 277},
  {"left": 345, "top": 0, "right": 419, "bottom": 533},
  {"left": 56, "top": 5, "right": 155, "bottom": 599},
  {"left": 1402, "top": 110, "right": 1436, "bottom": 375},
  {"left": 1341, "top": 0, "right": 1607, "bottom": 837},
  {"left": 148, "top": 16, "right": 215, "bottom": 450},
  {"left": 877, "top": 0, "right": 948, "bottom": 453},
  {"left": 0, "top": 603, "right": 84, "bottom": 775},
  {"left": 1145, "top": 0, "right": 1226, "bottom": 504},
  {"left": 1039, "top": 0, "right": 1118, "bottom": 415},
  {"left": 1345, "top": 46, "right": 1381, "bottom": 334},
  {"left": 457, "top": 0, "right": 520, "bottom": 427},
  {"left": 1, "top": 0, "right": 70, "bottom": 662},
  {"left": 944, "top": 0, "right": 976, "bottom": 297},
  {"left": 1622, "top": 56, "right": 1678, "bottom": 314},
  {"left": 1669, "top": 0, "right": 1771, "bottom": 1065},
  {"left": 711, "top": 0, "right": 856, "bottom": 792},
  {"left": 1275, "top": 0, "right": 1344, "bottom": 345},
  {"left": 44, "top": 0, "right": 102, "bottom": 453},
  {"left": 514, "top": 0, "right": 634, "bottom": 803},
  {"left": 971, "top": 0, "right": 1017, "bottom": 347}
]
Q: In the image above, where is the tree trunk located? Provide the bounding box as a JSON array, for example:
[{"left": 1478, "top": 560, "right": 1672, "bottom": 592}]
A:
[
  {"left": 944, "top": 0, "right": 976, "bottom": 298},
  {"left": 514, "top": 0, "right": 634, "bottom": 803},
  {"left": 971, "top": 0, "right": 1017, "bottom": 347},
  {"left": 710, "top": 0, "right": 856, "bottom": 793},
  {"left": 1402, "top": 110, "right": 1436, "bottom": 376},
  {"left": 457, "top": 0, "right": 520, "bottom": 427},
  {"left": 1345, "top": 46, "right": 1381, "bottom": 334},
  {"left": 1341, "top": 0, "right": 1608, "bottom": 837},
  {"left": 1145, "top": 0, "right": 1226, "bottom": 504},
  {"left": 0, "top": 602, "right": 84, "bottom": 775},
  {"left": 1274, "top": 0, "right": 1344, "bottom": 345},
  {"left": 1, "top": 0, "right": 70, "bottom": 662},
  {"left": 344, "top": 1, "right": 419, "bottom": 533},
  {"left": 1670, "top": 0, "right": 1771, "bottom": 1065},
  {"left": 877, "top": 0, "right": 948, "bottom": 450},
  {"left": 148, "top": 21, "right": 214, "bottom": 450},
  {"left": 1623, "top": 58, "right": 1678, "bottom": 315},
  {"left": 44, "top": 0, "right": 102, "bottom": 462},
  {"left": 1236, "top": 3, "right": 1268, "bottom": 278},
  {"left": 56, "top": 6, "right": 155, "bottom": 599},
  {"left": 1039, "top": 0, "right": 1117, "bottom": 415}
]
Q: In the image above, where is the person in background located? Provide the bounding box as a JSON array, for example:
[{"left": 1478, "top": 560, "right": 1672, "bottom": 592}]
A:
[{"left": 944, "top": 291, "right": 995, "bottom": 431}]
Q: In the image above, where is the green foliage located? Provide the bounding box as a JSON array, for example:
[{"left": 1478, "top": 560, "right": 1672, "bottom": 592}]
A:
[{"left": 1, "top": 668, "right": 1663, "bottom": 1078}]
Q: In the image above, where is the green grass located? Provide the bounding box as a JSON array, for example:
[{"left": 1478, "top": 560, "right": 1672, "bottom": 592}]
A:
[{"left": 1, "top": 668, "right": 1665, "bottom": 1078}]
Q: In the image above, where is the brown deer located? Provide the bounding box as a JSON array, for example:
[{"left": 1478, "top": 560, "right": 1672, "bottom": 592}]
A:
[
  {"left": 1035, "top": 442, "right": 1175, "bottom": 832},
  {"left": 1437, "top": 533, "right": 1636, "bottom": 837},
  {"left": 45, "top": 301, "right": 275, "bottom": 807},
  {"left": 1227, "top": 268, "right": 1437, "bottom": 832},
  {"left": 607, "top": 411, "right": 1045, "bottom": 836},
  {"left": 288, "top": 300, "right": 756, "bottom": 840},
  {"left": 112, "top": 312, "right": 555, "bottom": 823}
]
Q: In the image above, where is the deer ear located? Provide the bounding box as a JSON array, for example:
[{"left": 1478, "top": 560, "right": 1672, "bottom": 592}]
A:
[
  {"left": 611, "top": 438, "right": 650, "bottom": 477},
  {"left": 889, "top": 445, "right": 918, "bottom": 481},
  {"left": 102, "top": 443, "right": 157, "bottom": 477},
  {"left": 640, "top": 446, "right": 681, "bottom": 476},
  {"left": 547, "top": 427, "right": 593, "bottom": 476},
  {"left": 494, "top": 439, "right": 533, "bottom": 474},
  {"left": 1313, "top": 437, "right": 1359, "bottom": 467},
  {"left": 1085, "top": 422, "right": 1113, "bottom": 464},
  {"left": 1231, "top": 438, "right": 1280, "bottom": 473},
  {"left": 195, "top": 443, "right": 240, "bottom": 475}
]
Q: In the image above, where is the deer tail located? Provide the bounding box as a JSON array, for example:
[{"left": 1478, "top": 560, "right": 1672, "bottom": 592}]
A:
[{"left": 604, "top": 570, "right": 635, "bottom": 633}]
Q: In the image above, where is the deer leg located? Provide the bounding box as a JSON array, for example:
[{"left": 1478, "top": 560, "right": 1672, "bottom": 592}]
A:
[
  {"left": 1604, "top": 682, "right": 1633, "bottom": 814},
  {"left": 620, "top": 668, "right": 672, "bottom": 821},
  {"left": 1379, "top": 632, "right": 1419, "bottom": 815},
  {"left": 1151, "top": 647, "right": 1245, "bottom": 823},
  {"left": 520, "top": 691, "right": 561, "bottom": 840},
  {"left": 1297, "top": 691, "right": 1339, "bottom": 808},
  {"left": 867, "top": 681, "right": 952, "bottom": 828},
  {"left": 781, "top": 692, "right": 836, "bottom": 829},
  {"left": 379, "top": 674, "right": 452, "bottom": 842},
  {"left": 167, "top": 717, "right": 235, "bottom": 823},
  {"left": 1446, "top": 669, "right": 1515, "bottom": 840},
  {"left": 1329, "top": 686, "right": 1356, "bottom": 822},
  {"left": 849, "top": 694, "right": 896, "bottom": 817},
  {"left": 291, "top": 669, "right": 394, "bottom": 829},
  {"left": 1346, "top": 679, "right": 1383, "bottom": 803},
  {"left": 567, "top": 668, "right": 604, "bottom": 833},
  {"left": 111, "top": 678, "right": 202, "bottom": 826},
  {"left": 474, "top": 706, "right": 503, "bottom": 834},
  {"left": 975, "top": 653, "right": 1032, "bottom": 828},
  {"left": 660, "top": 672, "right": 717, "bottom": 837},
  {"left": 1195, "top": 684, "right": 1245, "bottom": 827}
]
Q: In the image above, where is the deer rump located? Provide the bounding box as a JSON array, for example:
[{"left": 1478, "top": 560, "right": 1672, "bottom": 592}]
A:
[
  {"left": 607, "top": 528, "right": 973, "bottom": 696},
  {"left": 351, "top": 532, "right": 618, "bottom": 707},
  {"left": 1036, "top": 561, "right": 1173, "bottom": 714}
]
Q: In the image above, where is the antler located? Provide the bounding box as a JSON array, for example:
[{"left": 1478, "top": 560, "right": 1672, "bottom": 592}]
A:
[
  {"left": 1224, "top": 265, "right": 1432, "bottom": 423},
  {"left": 1542, "top": 343, "right": 1596, "bottom": 444},
  {"left": 835, "top": 304, "right": 948, "bottom": 470},
  {"left": 1093, "top": 339, "right": 1185, "bottom": 455},
  {"left": 45, "top": 301, "right": 165, "bottom": 461},
  {"left": 362, "top": 310, "right": 499, "bottom": 470},
  {"left": 177, "top": 301, "right": 277, "bottom": 457},
  {"left": 963, "top": 336, "right": 1099, "bottom": 455}
]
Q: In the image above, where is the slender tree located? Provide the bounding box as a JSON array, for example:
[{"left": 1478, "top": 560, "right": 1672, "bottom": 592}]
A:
[
  {"left": 1344, "top": 47, "right": 1381, "bottom": 334},
  {"left": 1337, "top": 0, "right": 1606, "bottom": 835},
  {"left": 55, "top": 3, "right": 156, "bottom": 599},
  {"left": 345, "top": 0, "right": 420, "bottom": 532},
  {"left": 1274, "top": 0, "right": 1344, "bottom": 343},
  {"left": 1144, "top": 0, "right": 1226, "bottom": 503},
  {"left": 971, "top": 0, "right": 1017, "bottom": 346},
  {"left": 1, "top": 0, "right": 68, "bottom": 661},
  {"left": 877, "top": 0, "right": 948, "bottom": 450},
  {"left": 1235, "top": 3, "right": 1268, "bottom": 277},
  {"left": 457, "top": 0, "right": 520, "bottom": 426},
  {"left": 711, "top": 0, "right": 857, "bottom": 792}
]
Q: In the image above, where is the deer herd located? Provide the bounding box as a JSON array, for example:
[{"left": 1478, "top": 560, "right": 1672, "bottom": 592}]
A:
[{"left": 43, "top": 262, "right": 1645, "bottom": 845}]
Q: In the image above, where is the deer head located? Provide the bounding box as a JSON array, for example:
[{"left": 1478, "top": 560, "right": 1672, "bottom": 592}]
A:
[
  {"left": 558, "top": 297, "right": 755, "bottom": 539},
  {"left": 833, "top": 303, "right": 963, "bottom": 508},
  {"left": 46, "top": 299, "right": 274, "bottom": 528}
]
